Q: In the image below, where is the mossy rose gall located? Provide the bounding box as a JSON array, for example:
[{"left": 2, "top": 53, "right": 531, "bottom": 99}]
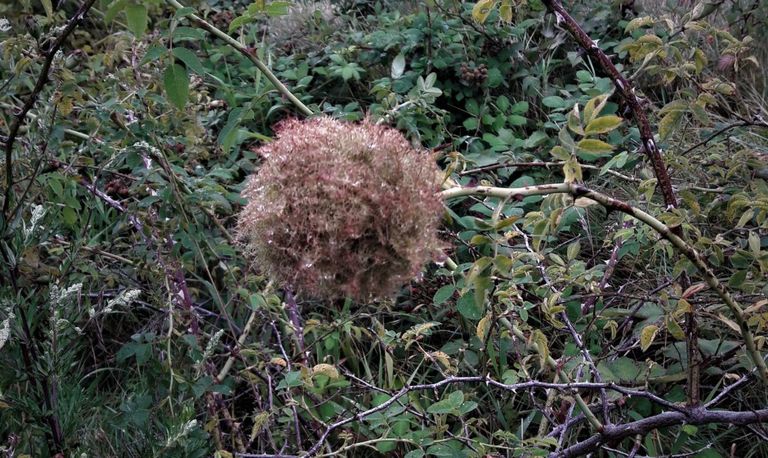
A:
[{"left": 236, "top": 117, "right": 444, "bottom": 301}]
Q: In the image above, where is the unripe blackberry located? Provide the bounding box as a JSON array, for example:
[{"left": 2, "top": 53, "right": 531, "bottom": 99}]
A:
[{"left": 236, "top": 117, "right": 444, "bottom": 301}]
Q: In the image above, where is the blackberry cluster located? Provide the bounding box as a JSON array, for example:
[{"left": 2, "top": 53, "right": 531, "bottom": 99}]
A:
[
  {"left": 482, "top": 39, "right": 504, "bottom": 56},
  {"left": 105, "top": 178, "right": 130, "bottom": 198},
  {"left": 460, "top": 63, "right": 488, "bottom": 84}
]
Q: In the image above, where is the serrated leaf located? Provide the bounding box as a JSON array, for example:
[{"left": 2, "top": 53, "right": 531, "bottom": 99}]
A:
[
  {"left": 141, "top": 45, "right": 167, "bottom": 66},
  {"left": 472, "top": 0, "right": 497, "bottom": 23},
  {"left": 584, "top": 115, "right": 623, "bottom": 135},
  {"left": 172, "top": 47, "right": 205, "bottom": 75},
  {"left": 577, "top": 138, "right": 614, "bottom": 154},
  {"left": 427, "top": 391, "right": 464, "bottom": 414},
  {"left": 567, "top": 240, "right": 580, "bottom": 261},
  {"left": 164, "top": 63, "right": 190, "bottom": 110},
  {"left": 125, "top": 3, "right": 148, "bottom": 39},
  {"left": 550, "top": 145, "right": 571, "bottom": 160},
  {"left": 457, "top": 292, "right": 482, "bottom": 320},
  {"left": 583, "top": 94, "right": 609, "bottom": 124},
  {"left": 640, "top": 324, "right": 659, "bottom": 352}
]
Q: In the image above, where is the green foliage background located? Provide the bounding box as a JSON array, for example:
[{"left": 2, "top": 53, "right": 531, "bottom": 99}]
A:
[{"left": 0, "top": 0, "right": 767, "bottom": 457}]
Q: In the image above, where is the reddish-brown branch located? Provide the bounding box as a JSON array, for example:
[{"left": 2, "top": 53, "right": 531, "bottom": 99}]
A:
[
  {"left": 2, "top": 0, "right": 98, "bottom": 218},
  {"left": 541, "top": 0, "right": 678, "bottom": 209}
]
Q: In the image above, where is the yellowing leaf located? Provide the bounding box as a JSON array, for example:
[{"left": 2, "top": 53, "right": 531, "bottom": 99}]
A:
[
  {"left": 499, "top": 0, "right": 513, "bottom": 22},
  {"left": 532, "top": 329, "right": 549, "bottom": 367},
  {"left": 584, "top": 115, "right": 623, "bottom": 135},
  {"left": 640, "top": 324, "right": 659, "bottom": 352},
  {"left": 583, "top": 94, "right": 610, "bottom": 124},
  {"left": 550, "top": 145, "right": 571, "bottom": 160},
  {"left": 577, "top": 138, "right": 614, "bottom": 154},
  {"left": 603, "top": 320, "right": 617, "bottom": 340},
  {"left": 748, "top": 231, "right": 761, "bottom": 257},
  {"left": 574, "top": 197, "right": 599, "bottom": 208},
  {"left": 430, "top": 351, "right": 455, "bottom": 373},
  {"left": 666, "top": 317, "right": 685, "bottom": 340},
  {"left": 472, "top": 0, "right": 497, "bottom": 23},
  {"left": 476, "top": 313, "right": 492, "bottom": 343},
  {"left": 717, "top": 313, "right": 741, "bottom": 333},
  {"left": 625, "top": 16, "right": 654, "bottom": 33},
  {"left": 563, "top": 155, "right": 582, "bottom": 183},
  {"left": 567, "top": 104, "right": 584, "bottom": 135},
  {"left": 312, "top": 363, "right": 340, "bottom": 379},
  {"left": 659, "top": 110, "right": 684, "bottom": 141}
]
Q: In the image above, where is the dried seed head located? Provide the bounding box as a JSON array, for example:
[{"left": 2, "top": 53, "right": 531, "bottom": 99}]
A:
[{"left": 237, "top": 117, "right": 444, "bottom": 301}]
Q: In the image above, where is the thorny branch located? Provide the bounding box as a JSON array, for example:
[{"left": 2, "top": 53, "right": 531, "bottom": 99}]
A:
[{"left": 1, "top": 0, "right": 99, "bottom": 219}]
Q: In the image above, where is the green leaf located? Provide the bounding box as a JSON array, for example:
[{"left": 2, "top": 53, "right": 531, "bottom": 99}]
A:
[
  {"left": 542, "top": 95, "right": 566, "bottom": 109},
  {"left": 62, "top": 207, "right": 78, "bottom": 226},
  {"left": 104, "top": 0, "right": 128, "bottom": 24},
  {"left": 433, "top": 285, "right": 456, "bottom": 306},
  {"left": 164, "top": 63, "right": 190, "bottom": 110},
  {"left": 125, "top": 3, "right": 148, "bottom": 39},
  {"left": 728, "top": 270, "right": 747, "bottom": 288},
  {"left": 457, "top": 292, "right": 483, "bottom": 320},
  {"left": 391, "top": 53, "right": 406, "bottom": 79},
  {"left": 41, "top": 0, "right": 53, "bottom": 17},
  {"left": 141, "top": 45, "right": 167, "bottom": 66},
  {"left": 584, "top": 115, "right": 623, "bottom": 135},
  {"left": 172, "top": 47, "right": 205, "bottom": 75}
]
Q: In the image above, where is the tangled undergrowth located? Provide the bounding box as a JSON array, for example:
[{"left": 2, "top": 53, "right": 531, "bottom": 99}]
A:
[{"left": 1, "top": 1, "right": 768, "bottom": 457}]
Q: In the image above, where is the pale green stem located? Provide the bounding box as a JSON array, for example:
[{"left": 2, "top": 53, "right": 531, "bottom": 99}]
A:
[
  {"left": 166, "top": 0, "right": 314, "bottom": 117},
  {"left": 442, "top": 183, "right": 768, "bottom": 384}
]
